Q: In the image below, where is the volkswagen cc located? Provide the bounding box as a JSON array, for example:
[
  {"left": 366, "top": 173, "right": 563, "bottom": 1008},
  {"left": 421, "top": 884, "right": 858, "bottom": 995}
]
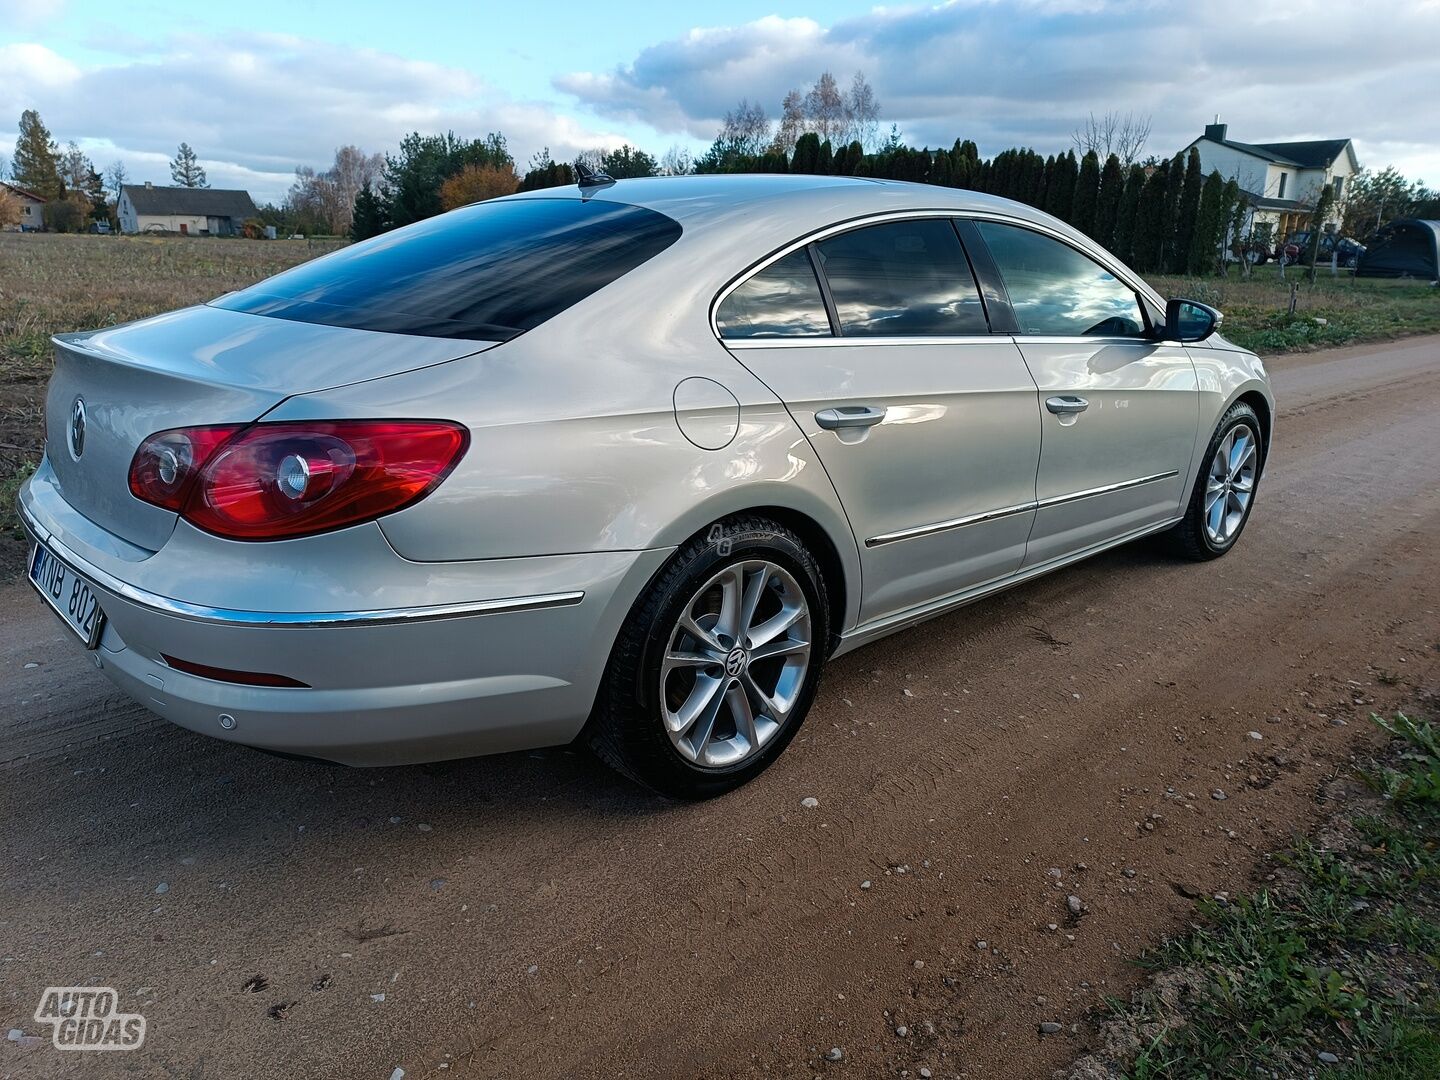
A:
[{"left": 20, "top": 174, "right": 1272, "bottom": 797}]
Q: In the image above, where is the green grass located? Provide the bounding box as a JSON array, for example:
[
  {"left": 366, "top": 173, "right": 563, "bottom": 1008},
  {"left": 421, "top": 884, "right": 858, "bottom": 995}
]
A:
[
  {"left": 1076, "top": 712, "right": 1440, "bottom": 1080},
  {"left": 1148, "top": 268, "right": 1440, "bottom": 354}
]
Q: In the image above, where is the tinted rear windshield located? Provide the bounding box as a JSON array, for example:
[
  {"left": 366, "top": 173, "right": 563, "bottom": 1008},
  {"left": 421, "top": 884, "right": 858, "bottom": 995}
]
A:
[{"left": 212, "top": 198, "right": 682, "bottom": 341}]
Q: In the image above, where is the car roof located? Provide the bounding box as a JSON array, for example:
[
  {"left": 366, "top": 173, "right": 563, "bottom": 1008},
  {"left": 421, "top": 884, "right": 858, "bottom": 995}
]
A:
[{"left": 503, "top": 173, "right": 1057, "bottom": 232}]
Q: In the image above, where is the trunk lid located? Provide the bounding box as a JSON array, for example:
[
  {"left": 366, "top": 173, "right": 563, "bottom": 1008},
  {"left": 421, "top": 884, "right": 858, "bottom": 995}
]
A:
[{"left": 44, "top": 305, "right": 494, "bottom": 551}]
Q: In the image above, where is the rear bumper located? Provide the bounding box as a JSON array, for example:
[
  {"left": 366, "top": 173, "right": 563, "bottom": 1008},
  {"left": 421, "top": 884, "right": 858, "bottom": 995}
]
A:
[{"left": 20, "top": 463, "right": 669, "bottom": 765}]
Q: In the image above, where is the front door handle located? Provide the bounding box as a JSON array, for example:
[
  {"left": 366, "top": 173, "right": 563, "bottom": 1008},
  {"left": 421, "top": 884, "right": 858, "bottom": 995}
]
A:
[
  {"left": 1045, "top": 395, "right": 1090, "bottom": 415},
  {"left": 815, "top": 405, "right": 887, "bottom": 430}
]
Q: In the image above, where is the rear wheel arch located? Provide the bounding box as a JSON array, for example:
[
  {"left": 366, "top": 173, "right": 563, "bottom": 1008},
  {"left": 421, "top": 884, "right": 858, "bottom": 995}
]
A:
[{"left": 736, "top": 505, "right": 849, "bottom": 655}]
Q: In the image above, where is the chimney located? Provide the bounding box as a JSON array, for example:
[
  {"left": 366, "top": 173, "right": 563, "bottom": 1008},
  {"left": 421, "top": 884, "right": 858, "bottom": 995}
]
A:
[
  {"left": 144, "top": 180, "right": 153, "bottom": 188},
  {"left": 1203, "top": 121, "right": 1227, "bottom": 143}
]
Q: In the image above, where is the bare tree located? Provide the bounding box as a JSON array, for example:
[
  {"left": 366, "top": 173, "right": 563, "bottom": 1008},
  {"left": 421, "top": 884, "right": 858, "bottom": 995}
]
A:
[
  {"left": 287, "top": 146, "right": 386, "bottom": 234},
  {"left": 103, "top": 160, "right": 128, "bottom": 202},
  {"left": 720, "top": 99, "right": 774, "bottom": 158},
  {"left": 659, "top": 145, "right": 693, "bottom": 176},
  {"left": 0, "top": 184, "right": 20, "bottom": 229},
  {"left": 804, "top": 72, "right": 847, "bottom": 143},
  {"left": 1071, "top": 111, "right": 1152, "bottom": 167},
  {"left": 771, "top": 89, "right": 805, "bottom": 154},
  {"left": 844, "top": 71, "right": 881, "bottom": 150},
  {"left": 772, "top": 71, "right": 881, "bottom": 153},
  {"left": 574, "top": 148, "right": 606, "bottom": 174}
]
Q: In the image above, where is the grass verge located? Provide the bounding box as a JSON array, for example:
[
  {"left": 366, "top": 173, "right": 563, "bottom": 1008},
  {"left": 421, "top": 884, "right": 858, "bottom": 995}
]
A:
[
  {"left": 1149, "top": 268, "right": 1440, "bottom": 354},
  {"left": 1066, "top": 710, "right": 1440, "bottom": 1080}
]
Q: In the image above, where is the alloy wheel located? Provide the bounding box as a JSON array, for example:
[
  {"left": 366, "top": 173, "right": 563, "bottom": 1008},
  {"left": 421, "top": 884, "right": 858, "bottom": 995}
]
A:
[
  {"left": 1204, "top": 425, "right": 1258, "bottom": 547},
  {"left": 660, "top": 560, "right": 812, "bottom": 768}
]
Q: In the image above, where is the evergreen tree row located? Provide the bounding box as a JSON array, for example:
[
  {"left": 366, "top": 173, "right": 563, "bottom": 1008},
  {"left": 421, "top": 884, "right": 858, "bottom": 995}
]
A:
[{"left": 515, "top": 132, "right": 1248, "bottom": 276}]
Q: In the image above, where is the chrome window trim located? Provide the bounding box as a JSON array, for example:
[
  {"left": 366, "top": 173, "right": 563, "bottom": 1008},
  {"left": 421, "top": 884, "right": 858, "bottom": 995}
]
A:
[
  {"left": 726, "top": 334, "right": 1003, "bottom": 350},
  {"left": 19, "top": 501, "right": 584, "bottom": 628},
  {"left": 863, "top": 470, "right": 1178, "bottom": 548},
  {"left": 709, "top": 206, "right": 1168, "bottom": 344}
]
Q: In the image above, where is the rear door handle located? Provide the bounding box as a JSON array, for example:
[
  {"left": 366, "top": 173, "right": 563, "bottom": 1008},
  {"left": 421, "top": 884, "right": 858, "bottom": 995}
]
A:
[
  {"left": 1045, "top": 395, "right": 1089, "bottom": 415},
  {"left": 815, "top": 405, "right": 887, "bottom": 430}
]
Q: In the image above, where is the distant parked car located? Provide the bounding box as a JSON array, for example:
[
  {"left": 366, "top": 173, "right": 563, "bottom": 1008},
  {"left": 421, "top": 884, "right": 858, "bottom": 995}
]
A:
[
  {"left": 88, "top": 221, "right": 112, "bottom": 234},
  {"left": 1281, "top": 231, "right": 1365, "bottom": 267}
]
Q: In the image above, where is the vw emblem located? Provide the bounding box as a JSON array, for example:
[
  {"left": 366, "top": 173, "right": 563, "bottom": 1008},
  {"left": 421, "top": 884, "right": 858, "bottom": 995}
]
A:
[
  {"left": 68, "top": 397, "right": 87, "bottom": 459},
  {"left": 724, "top": 647, "right": 747, "bottom": 678}
]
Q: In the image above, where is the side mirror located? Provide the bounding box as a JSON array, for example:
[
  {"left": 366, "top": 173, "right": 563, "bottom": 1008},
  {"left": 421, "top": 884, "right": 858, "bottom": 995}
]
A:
[{"left": 1164, "top": 297, "right": 1222, "bottom": 343}]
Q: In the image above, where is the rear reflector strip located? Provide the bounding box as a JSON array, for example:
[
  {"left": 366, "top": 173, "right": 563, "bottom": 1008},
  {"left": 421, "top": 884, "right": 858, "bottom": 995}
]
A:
[{"left": 161, "top": 655, "right": 310, "bottom": 688}]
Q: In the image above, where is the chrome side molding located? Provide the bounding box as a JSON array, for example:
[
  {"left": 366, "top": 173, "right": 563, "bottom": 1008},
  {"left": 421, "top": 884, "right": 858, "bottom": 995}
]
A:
[
  {"left": 1034, "top": 470, "right": 1178, "bottom": 509},
  {"left": 866, "top": 501, "right": 1035, "bottom": 547},
  {"left": 864, "top": 471, "right": 1179, "bottom": 548}
]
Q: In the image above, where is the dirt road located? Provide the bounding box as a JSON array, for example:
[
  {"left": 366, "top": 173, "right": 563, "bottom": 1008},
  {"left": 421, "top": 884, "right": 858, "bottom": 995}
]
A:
[{"left": 3, "top": 337, "right": 1439, "bottom": 1080}]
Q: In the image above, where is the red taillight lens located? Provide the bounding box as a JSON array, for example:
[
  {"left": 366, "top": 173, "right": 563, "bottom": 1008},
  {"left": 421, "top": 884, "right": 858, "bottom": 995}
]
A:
[
  {"left": 128, "top": 425, "right": 242, "bottom": 510},
  {"left": 129, "top": 420, "right": 468, "bottom": 540}
]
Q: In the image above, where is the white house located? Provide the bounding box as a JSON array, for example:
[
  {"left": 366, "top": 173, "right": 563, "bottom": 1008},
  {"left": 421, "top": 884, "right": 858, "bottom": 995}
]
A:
[
  {"left": 1184, "top": 123, "right": 1358, "bottom": 240},
  {"left": 116, "top": 182, "right": 258, "bottom": 236},
  {"left": 1, "top": 181, "right": 47, "bottom": 231}
]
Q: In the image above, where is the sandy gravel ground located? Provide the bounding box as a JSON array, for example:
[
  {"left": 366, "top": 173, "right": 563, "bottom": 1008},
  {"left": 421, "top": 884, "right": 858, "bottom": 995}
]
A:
[{"left": 2, "top": 336, "right": 1438, "bottom": 1079}]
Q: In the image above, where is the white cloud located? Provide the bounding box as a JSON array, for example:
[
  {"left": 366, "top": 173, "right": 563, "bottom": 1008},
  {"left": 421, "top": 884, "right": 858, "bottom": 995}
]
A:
[
  {"left": 0, "top": 32, "right": 633, "bottom": 202},
  {"left": 557, "top": 0, "right": 1440, "bottom": 183},
  {"left": 0, "top": 0, "right": 65, "bottom": 30}
]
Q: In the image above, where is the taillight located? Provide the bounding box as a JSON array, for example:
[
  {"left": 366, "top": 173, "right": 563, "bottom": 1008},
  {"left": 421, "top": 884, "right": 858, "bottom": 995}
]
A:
[
  {"left": 129, "top": 425, "right": 242, "bottom": 510},
  {"left": 128, "top": 420, "right": 468, "bottom": 540}
]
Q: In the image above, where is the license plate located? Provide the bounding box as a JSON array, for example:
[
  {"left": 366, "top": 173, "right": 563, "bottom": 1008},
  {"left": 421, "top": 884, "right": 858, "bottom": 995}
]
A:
[{"left": 28, "top": 543, "right": 106, "bottom": 648}]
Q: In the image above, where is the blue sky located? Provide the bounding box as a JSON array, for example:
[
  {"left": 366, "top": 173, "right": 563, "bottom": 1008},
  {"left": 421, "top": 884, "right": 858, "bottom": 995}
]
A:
[{"left": 4, "top": 0, "right": 1438, "bottom": 204}]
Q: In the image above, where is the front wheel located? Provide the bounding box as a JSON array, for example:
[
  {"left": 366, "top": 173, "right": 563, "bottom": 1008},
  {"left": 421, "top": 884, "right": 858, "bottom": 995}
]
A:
[
  {"left": 1166, "top": 402, "right": 1264, "bottom": 560},
  {"left": 588, "top": 516, "right": 830, "bottom": 798}
]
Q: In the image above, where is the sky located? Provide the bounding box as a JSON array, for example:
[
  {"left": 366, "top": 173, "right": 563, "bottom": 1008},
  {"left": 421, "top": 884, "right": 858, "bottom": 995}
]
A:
[{"left": 3, "top": 0, "right": 1438, "bottom": 205}]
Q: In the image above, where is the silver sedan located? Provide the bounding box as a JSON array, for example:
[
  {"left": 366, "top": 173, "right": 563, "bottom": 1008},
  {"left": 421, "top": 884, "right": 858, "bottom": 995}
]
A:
[{"left": 20, "top": 174, "right": 1272, "bottom": 797}]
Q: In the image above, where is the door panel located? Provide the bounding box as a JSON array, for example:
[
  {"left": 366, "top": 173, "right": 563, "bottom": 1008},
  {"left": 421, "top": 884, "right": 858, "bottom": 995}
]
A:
[
  {"left": 1016, "top": 338, "right": 1199, "bottom": 566},
  {"left": 733, "top": 339, "right": 1041, "bottom": 623},
  {"left": 963, "top": 218, "right": 1201, "bottom": 566}
]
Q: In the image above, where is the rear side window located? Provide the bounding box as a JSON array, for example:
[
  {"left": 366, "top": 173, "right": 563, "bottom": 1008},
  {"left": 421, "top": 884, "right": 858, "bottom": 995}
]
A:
[
  {"left": 814, "top": 219, "right": 987, "bottom": 337},
  {"left": 717, "top": 250, "right": 832, "bottom": 338},
  {"left": 213, "top": 199, "right": 682, "bottom": 341},
  {"left": 974, "top": 221, "right": 1146, "bottom": 337}
]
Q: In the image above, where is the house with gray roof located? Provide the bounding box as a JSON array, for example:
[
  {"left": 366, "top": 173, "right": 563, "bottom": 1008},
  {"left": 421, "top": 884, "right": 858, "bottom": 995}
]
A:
[
  {"left": 116, "top": 182, "right": 258, "bottom": 236},
  {"left": 1184, "top": 122, "right": 1359, "bottom": 240}
]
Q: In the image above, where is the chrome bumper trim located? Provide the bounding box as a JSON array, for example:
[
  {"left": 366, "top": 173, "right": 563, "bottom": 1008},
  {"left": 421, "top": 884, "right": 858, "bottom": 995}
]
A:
[{"left": 18, "top": 499, "right": 584, "bottom": 628}]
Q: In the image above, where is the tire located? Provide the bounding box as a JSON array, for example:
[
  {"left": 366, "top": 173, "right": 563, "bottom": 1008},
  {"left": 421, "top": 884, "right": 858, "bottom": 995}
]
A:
[
  {"left": 588, "top": 516, "right": 831, "bottom": 799},
  {"left": 1165, "top": 402, "right": 1264, "bottom": 561}
]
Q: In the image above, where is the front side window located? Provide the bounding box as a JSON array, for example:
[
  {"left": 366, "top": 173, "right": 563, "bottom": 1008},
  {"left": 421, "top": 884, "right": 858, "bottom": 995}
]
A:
[
  {"left": 975, "top": 222, "right": 1147, "bottom": 337},
  {"left": 716, "top": 249, "right": 831, "bottom": 338},
  {"left": 813, "top": 219, "right": 987, "bottom": 337},
  {"left": 213, "top": 198, "right": 682, "bottom": 342}
]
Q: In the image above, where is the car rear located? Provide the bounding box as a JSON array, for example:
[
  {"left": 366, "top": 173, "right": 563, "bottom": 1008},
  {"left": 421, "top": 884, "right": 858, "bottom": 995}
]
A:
[{"left": 19, "top": 195, "right": 686, "bottom": 763}]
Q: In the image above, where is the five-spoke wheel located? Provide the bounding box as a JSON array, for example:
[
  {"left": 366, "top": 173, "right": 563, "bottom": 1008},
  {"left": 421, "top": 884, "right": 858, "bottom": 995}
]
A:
[
  {"left": 1168, "top": 401, "right": 1265, "bottom": 560},
  {"left": 588, "top": 517, "right": 829, "bottom": 799},
  {"left": 1203, "top": 425, "right": 1258, "bottom": 547},
  {"left": 661, "top": 560, "right": 812, "bottom": 768}
]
